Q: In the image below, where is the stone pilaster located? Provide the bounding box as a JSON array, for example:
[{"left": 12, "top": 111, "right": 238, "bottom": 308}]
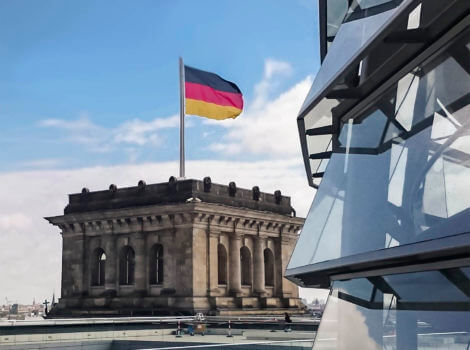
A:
[
  {"left": 280, "top": 236, "right": 299, "bottom": 298},
  {"left": 134, "top": 233, "right": 146, "bottom": 294},
  {"left": 229, "top": 234, "right": 242, "bottom": 294},
  {"left": 253, "top": 236, "right": 266, "bottom": 295},
  {"left": 208, "top": 231, "right": 220, "bottom": 295},
  {"left": 104, "top": 234, "right": 117, "bottom": 294},
  {"left": 274, "top": 238, "right": 283, "bottom": 297}
]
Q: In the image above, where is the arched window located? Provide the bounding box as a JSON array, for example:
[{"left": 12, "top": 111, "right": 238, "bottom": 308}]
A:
[
  {"left": 92, "top": 248, "right": 106, "bottom": 286},
  {"left": 217, "top": 244, "right": 228, "bottom": 285},
  {"left": 264, "top": 248, "right": 274, "bottom": 286},
  {"left": 240, "top": 246, "right": 252, "bottom": 286},
  {"left": 119, "top": 246, "right": 135, "bottom": 285},
  {"left": 149, "top": 244, "right": 164, "bottom": 284}
]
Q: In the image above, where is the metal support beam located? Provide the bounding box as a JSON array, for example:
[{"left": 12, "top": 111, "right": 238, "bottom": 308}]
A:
[
  {"left": 306, "top": 125, "right": 333, "bottom": 136},
  {"left": 309, "top": 151, "right": 332, "bottom": 160}
]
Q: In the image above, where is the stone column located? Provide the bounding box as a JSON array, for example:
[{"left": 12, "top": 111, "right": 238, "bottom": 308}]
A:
[
  {"left": 208, "top": 232, "right": 219, "bottom": 295},
  {"left": 229, "top": 234, "right": 242, "bottom": 294},
  {"left": 253, "top": 236, "right": 265, "bottom": 295},
  {"left": 104, "top": 234, "right": 117, "bottom": 294},
  {"left": 134, "top": 233, "right": 146, "bottom": 294},
  {"left": 274, "top": 238, "right": 283, "bottom": 297}
]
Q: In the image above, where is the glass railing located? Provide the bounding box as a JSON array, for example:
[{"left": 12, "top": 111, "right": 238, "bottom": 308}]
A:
[
  {"left": 0, "top": 317, "right": 317, "bottom": 350},
  {"left": 140, "top": 339, "right": 315, "bottom": 349}
]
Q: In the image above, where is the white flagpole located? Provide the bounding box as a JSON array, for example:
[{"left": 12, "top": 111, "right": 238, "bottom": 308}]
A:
[{"left": 179, "top": 57, "right": 185, "bottom": 178}]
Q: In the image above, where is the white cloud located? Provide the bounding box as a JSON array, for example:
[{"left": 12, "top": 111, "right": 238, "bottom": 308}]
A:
[
  {"left": 208, "top": 142, "right": 242, "bottom": 154},
  {"left": 0, "top": 160, "right": 317, "bottom": 305},
  {"left": 39, "top": 114, "right": 108, "bottom": 151},
  {"left": 264, "top": 59, "right": 292, "bottom": 79},
  {"left": 114, "top": 115, "right": 179, "bottom": 146},
  {"left": 39, "top": 116, "right": 97, "bottom": 131},
  {"left": 124, "top": 147, "right": 140, "bottom": 163},
  {"left": 207, "top": 67, "right": 312, "bottom": 157},
  {"left": 251, "top": 59, "right": 294, "bottom": 110},
  {"left": 39, "top": 114, "right": 180, "bottom": 151}
]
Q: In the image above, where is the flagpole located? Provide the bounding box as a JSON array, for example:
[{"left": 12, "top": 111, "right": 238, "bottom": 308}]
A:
[{"left": 179, "top": 57, "right": 185, "bottom": 178}]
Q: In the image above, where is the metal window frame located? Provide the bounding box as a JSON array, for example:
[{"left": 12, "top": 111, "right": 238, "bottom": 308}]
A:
[{"left": 319, "top": 0, "right": 328, "bottom": 62}]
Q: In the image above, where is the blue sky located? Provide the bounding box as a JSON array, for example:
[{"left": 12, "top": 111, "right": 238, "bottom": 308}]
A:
[
  {"left": 0, "top": 1, "right": 325, "bottom": 304},
  {"left": 0, "top": 0, "right": 320, "bottom": 171}
]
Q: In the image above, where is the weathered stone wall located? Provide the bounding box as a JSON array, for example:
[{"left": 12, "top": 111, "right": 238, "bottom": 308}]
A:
[{"left": 61, "top": 231, "right": 85, "bottom": 298}]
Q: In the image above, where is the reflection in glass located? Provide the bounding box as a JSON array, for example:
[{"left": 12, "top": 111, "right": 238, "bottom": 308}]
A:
[
  {"left": 289, "top": 30, "right": 470, "bottom": 269},
  {"left": 325, "top": 0, "right": 405, "bottom": 51},
  {"left": 313, "top": 269, "right": 470, "bottom": 350},
  {"left": 338, "top": 110, "right": 388, "bottom": 148}
]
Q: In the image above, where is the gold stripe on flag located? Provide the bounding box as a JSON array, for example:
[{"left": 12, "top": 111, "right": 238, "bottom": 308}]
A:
[{"left": 186, "top": 98, "right": 242, "bottom": 120}]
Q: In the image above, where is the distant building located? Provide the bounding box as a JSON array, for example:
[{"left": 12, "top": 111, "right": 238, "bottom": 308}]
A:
[
  {"left": 9, "top": 304, "right": 18, "bottom": 315},
  {"left": 46, "top": 178, "right": 304, "bottom": 317}
]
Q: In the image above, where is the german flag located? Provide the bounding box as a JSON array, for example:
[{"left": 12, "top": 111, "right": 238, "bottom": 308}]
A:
[{"left": 184, "top": 65, "right": 243, "bottom": 120}]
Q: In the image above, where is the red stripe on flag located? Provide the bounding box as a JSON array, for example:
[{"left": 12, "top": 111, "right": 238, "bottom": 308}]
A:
[{"left": 185, "top": 82, "right": 243, "bottom": 110}]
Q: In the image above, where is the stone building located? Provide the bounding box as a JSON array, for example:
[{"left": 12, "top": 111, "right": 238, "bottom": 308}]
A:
[{"left": 46, "top": 177, "right": 304, "bottom": 317}]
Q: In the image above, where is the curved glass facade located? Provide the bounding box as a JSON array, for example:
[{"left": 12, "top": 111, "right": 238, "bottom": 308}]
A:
[{"left": 289, "top": 29, "right": 470, "bottom": 269}]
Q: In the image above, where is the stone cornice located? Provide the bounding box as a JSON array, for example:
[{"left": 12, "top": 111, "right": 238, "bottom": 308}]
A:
[{"left": 46, "top": 201, "right": 304, "bottom": 237}]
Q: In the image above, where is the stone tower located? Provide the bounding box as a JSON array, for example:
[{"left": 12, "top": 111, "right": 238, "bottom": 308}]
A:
[{"left": 46, "top": 177, "right": 304, "bottom": 317}]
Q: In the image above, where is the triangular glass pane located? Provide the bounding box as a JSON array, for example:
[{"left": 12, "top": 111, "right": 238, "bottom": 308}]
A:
[{"left": 383, "top": 121, "right": 402, "bottom": 143}]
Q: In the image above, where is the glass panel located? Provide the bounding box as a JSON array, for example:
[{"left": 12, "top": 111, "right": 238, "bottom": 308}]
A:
[
  {"left": 313, "top": 268, "right": 470, "bottom": 350},
  {"left": 326, "top": 0, "right": 405, "bottom": 43},
  {"left": 357, "top": 0, "right": 397, "bottom": 8},
  {"left": 303, "top": 100, "right": 337, "bottom": 186},
  {"left": 288, "top": 155, "right": 345, "bottom": 269},
  {"left": 327, "top": 0, "right": 349, "bottom": 39},
  {"left": 317, "top": 157, "right": 330, "bottom": 173},
  {"left": 290, "top": 29, "right": 470, "bottom": 270},
  {"left": 323, "top": 0, "right": 405, "bottom": 57},
  {"left": 384, "top": 270, "right": 470, "bottom": 302},
  {"left": 303, "top": 99, "right": 338, "bottom": 131},
  {"left": 303, "top": 5, "right": 402, "bottom": 114},
  {"left": 383, "top": 121, "right": 401, "bottom": 143},
  {"left": 338, "top": 110, "right": 388, "bottom": 148}
]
